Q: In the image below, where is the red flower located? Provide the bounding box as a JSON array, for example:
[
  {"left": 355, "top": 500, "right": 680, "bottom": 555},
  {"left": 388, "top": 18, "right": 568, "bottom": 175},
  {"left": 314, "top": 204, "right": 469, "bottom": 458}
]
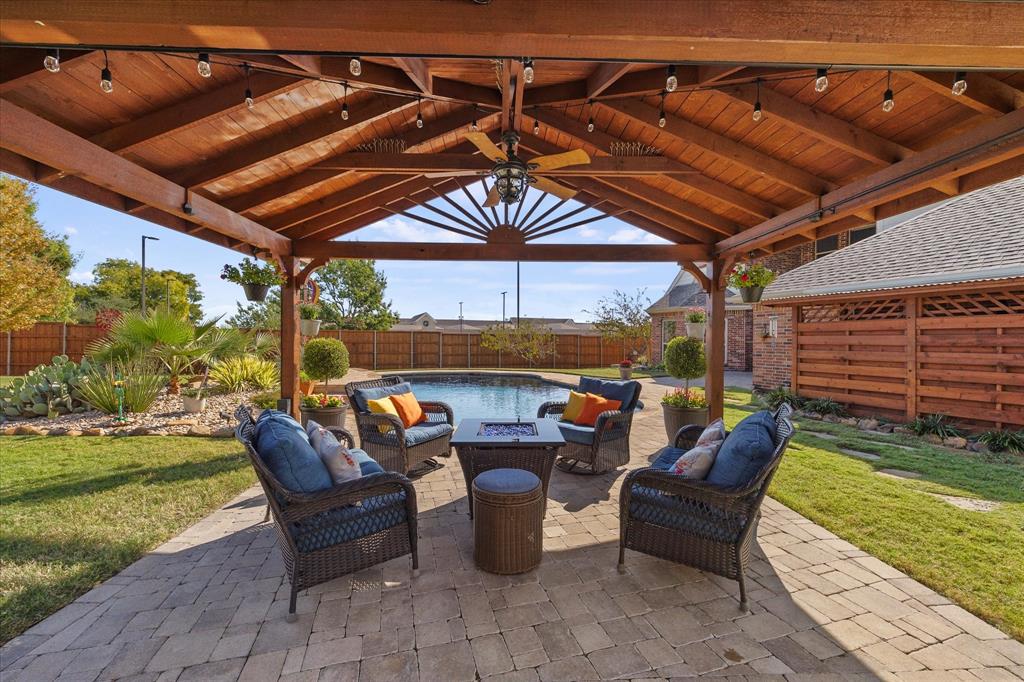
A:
[{"left": 741, "top": 273, "right": 749, "bottom": 282}]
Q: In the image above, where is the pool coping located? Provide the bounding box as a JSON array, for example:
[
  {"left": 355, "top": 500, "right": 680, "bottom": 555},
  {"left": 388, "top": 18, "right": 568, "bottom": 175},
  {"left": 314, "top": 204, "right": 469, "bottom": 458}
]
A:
[{"left": 382, "top": 370, "right": 578, "bottom": 391}]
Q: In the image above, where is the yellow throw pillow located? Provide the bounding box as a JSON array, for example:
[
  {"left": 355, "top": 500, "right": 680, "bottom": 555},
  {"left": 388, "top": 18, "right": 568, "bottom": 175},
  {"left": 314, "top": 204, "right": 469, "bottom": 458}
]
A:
[
  {"left": 561, "top": 390, "right": 587, "bottom": 423},
  {"left": 367, "top": 397, "right": 401, "bottom": 434}
]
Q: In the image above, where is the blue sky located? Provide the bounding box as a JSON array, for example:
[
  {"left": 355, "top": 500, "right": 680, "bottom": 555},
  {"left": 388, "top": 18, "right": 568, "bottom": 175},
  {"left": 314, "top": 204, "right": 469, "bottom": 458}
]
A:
[{"left": 32, "top": 182, "right": 682, "bottom": 323}]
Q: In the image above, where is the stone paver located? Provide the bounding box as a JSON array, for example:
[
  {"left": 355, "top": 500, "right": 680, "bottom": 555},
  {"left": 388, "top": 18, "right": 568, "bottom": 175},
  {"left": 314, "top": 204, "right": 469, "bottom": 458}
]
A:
[{"left": 3, "top": 371, "right": 1018, "bottom": 681}]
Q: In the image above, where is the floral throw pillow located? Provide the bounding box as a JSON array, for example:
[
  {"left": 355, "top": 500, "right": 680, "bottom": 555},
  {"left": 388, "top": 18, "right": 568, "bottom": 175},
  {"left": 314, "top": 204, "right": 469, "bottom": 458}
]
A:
[
  {"left": 305, "top": 420, "right": 361, "bottom": 484},
  {"left": 696, "top": 418, "right": 727, "bottom": 449},
  {"left": 671, "top": 445, "right": 718, "bottom": 479}
]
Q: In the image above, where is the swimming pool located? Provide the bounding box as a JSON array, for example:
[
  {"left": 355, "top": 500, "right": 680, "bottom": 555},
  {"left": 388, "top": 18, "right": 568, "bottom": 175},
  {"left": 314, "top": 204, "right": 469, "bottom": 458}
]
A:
[{"left": 393, "top": 373, "right": 571, "bottom": 421}]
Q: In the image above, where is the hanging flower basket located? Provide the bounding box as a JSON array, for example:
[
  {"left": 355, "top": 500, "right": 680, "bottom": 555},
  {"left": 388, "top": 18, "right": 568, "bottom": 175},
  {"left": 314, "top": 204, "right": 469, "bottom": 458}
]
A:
[
  {"left": 300, "top": 319, "right": 322, "bottom": 336},
  {"left": 727, "top": 263, "right": 777, "bottom": 304},
  {"left": 739, "top": 286, "right": 765, "bottom": 303},
  {"left": 221, "top": 258, "right": 283, "bottom": 302},
  {"left": 242, "top": 283, "right": 271, "bottom": 302}
]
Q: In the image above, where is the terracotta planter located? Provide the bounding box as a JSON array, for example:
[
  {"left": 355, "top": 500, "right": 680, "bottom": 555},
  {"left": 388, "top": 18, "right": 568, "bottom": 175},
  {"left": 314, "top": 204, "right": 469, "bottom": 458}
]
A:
[
  {"left": 684, "top": 322, "right": 706, "bottom": 339},
  {"left": 181, "top": 395, "right": 207, "bottom": 414},
  {"left": 662, "top": 403, "right": 709, "bottom": 441},
  {"left": 618, "top": 366, "right": 633, "bottom": 380},
  {"left": 739, "top": 286, "right": 765, "bottom": 303},
  {"left": 300, "top": 403, "right": 348, "bottom": 429},
  {"left": 299, "top": 379, "right": 317, "bottom": 396},
  {"left": 242, "top": 283, "right": 270, "bottom": 302},
  {"left": 300, "top": 319, "right": 321, "bottom": 337}
]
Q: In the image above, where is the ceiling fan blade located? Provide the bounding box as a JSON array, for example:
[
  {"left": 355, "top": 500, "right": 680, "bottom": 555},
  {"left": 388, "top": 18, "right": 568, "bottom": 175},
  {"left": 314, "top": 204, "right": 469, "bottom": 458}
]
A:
[
  {"left": 422, "top": 170, "right": 489, "bottom": 178},
  {"left": 482, "top": 185, "right": 501, "bottom": 207},
  {"left": 530, "top": 149, "right": 591, "bottom": 172},
  {"left": 532, "top": 177, "right": 578, "bottom": 201},
  {"left": 466, "top": 132, "right": 507, "bottom": 162}
]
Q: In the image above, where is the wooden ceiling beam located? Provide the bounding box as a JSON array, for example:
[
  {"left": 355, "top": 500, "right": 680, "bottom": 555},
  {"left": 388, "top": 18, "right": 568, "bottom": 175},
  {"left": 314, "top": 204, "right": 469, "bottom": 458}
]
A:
[
  {"left": 603, "top": 98, "right": 834, "bottom": 196},
  {"left": 586, "top": 62, "right": 634, "bottom": 99},
  {"left": 903, "top": 71, "right": 1024, "bottom": 117},
  {"left": 715, "top": 83, "right": 913, "bottom": 165},
  {"left": 393, "top": 57, "right": 432, "bottom": 94},
  {"left": 0, "top": 101, "right": 288, "bottom": 253},
  {"left": 292, "top": 239, "right": 710, "bottom": 263},
  {"left": 524, "top": 65, "right": 700, "bottom": 106},
  {"left": 0, "top": 47, "right": 93, "bottom": 92},
  {"left": 697, "top": 65, "right": 746, "bottom": 84},
  {"left": 278, "top": 54, "right": 320, "bottom": 73},
  {"left": 319, "top": 57, "right": 500, "bottom": 107},
  {"left": 716, "top": 106, "right": 1024, "bottom": 255},
  {"left": 500, "top": 59, "right": 525, "bottom": 133}
]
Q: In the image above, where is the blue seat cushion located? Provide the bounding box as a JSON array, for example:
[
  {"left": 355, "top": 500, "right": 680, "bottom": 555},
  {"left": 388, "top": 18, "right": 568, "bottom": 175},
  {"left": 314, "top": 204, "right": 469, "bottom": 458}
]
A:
[
  {"left": 557, "top": 421, "right": 595, "bottom": 446},
  {"left": 351, "top": 382, "right": 413, "bottom": 414},
  {"left": 474, "top": 468, "right": 540, "bottom": 494},
  {"left": 650, "top": 446, "right": 685, "bottom": 472},
  {"left": 291, "top": 489, "right": 408, "bottom": 553},
  {"left": 349, "top": 448, "right": 386, "bottom": 476},
  {"left": 404, "top": 422, "right": 453, "bottom": 447},
  {"left": 579, "top": 377, "right": 641, "bottom": 411},
  {"left": 254, "top": 410, "right": 332, "bottom": 493},
  {"left": 629, "top": 484, "right": 746, "bottom": 544},
  {"left": 705, "top": 411, "right": 778, "bottom": 489}
]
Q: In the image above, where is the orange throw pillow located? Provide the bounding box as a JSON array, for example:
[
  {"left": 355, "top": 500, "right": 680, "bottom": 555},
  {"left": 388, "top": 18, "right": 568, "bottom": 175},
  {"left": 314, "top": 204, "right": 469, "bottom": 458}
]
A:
[
  {"left": 573, "top": 393, "right": 622, "bottom": 426},
  {"left": 389, "top": 391, "right": 427, "bottom": 428}
]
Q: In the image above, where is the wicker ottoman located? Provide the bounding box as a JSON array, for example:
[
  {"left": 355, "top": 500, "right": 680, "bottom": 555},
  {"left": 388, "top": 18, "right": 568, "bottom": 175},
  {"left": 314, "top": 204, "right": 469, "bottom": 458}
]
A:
[{"left": 472, "top": 468, "right": 544, "bottom": 574}]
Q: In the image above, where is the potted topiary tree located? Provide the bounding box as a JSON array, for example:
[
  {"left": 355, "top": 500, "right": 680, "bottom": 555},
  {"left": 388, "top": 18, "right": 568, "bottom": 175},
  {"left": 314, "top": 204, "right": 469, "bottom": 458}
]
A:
[
  {"left": 220, "top": 258, "right": 283, "bottom": 302},
  {"left": 300, "top": 337, "right": 350, "bottom": 428},
  {"left": 661, "top": 335, "right": 708, "bottom": 439},
  {"left": 728, "top": 262, "right": 777, "bottom": 303},
  {"left": 684, "top": 307, "right": 706, "bottom": 339},
  {"left": 300, "top": 303, "right": 322, "bottom": 337}
]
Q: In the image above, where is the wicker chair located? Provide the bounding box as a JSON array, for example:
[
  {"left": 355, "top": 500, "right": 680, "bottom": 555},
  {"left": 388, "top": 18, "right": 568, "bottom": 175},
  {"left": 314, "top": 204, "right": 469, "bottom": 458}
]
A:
[
  {"left": 345, "top": 376, "right": 454, "bottom": 475},
  {"left": 537, "top": 377, "right": 642, "bottom": 475},
  {"left": 618, "top": 405, "right": 794, "bottom": 607},
  {"left": 234, "top": 405, "right": 418, "bottom": 618}
]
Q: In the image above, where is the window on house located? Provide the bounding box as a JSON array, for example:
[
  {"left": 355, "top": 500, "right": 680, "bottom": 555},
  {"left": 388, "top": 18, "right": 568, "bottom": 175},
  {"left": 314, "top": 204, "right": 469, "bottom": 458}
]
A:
[
  {"left": 661, "top": 319, "right": 676, "bottom": 358},
  {"left": 815, "top": 235, "right": 840, "bottom": 258},
  {"left": 849, "top": 225, "right": 877, "bottom": 244}
]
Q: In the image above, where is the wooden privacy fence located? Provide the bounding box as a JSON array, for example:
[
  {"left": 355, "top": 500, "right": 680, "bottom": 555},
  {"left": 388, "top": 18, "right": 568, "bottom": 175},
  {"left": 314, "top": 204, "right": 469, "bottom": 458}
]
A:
[
  {"left": 1, "top": 323, "right": 646, "bottom": 375},
  {"left": 791, "top": 286, "right": 1024, "bottom": 430}
]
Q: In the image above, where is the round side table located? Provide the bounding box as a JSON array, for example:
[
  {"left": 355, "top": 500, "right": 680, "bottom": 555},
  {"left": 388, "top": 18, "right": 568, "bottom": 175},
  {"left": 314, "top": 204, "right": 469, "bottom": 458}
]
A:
[{"left": 472, "top": 468, "right": 544, "bottom": 574}]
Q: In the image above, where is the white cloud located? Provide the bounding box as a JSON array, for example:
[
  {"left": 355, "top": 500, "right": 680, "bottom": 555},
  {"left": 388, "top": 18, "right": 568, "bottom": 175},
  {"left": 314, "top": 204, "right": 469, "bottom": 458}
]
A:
[
  {"left": 351, "top": 216, "right": 472, "bottom": 244},
  {"left": 63, "top": 226, "right": 78, "bottom": 235},
  {"left": 69, "top": 270, "right": 94, "bottom": 284},
  {"left": 607, "top": 228, "right": 670, "bottom": 244},
  {"left": 576, "top": 226, "right": 601, "bottom": 239}
]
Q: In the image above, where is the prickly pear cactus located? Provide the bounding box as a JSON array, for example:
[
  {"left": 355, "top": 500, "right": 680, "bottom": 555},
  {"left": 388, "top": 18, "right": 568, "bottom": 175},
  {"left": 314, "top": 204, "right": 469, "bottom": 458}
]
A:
[{"left": 0, "top": 355, "right": 94, "bottom": 419}]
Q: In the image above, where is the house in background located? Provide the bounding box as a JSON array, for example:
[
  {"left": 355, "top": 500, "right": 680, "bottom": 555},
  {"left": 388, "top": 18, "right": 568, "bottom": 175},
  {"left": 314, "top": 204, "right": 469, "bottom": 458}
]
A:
[
  {"left": 756, "top": 175, "right": 1024, "bottom": 430},
  {"left": 646, "top": 270, "right": 752, "bottom": 370}
]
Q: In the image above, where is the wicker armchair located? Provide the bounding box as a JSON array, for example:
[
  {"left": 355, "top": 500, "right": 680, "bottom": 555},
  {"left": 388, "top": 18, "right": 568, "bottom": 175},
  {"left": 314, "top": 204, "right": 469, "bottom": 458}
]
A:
[
  {"left": 345, "top": 376, "right": 454, "bottom": 475},
  {"left": 537, "top": 378, "right": 642, "bottom": 475},
  {"left": 234, "top": 406, "right": 418, "bottom": 618},
  {"left": 618, "top": 405, "right": 794, "bottom": 607}
]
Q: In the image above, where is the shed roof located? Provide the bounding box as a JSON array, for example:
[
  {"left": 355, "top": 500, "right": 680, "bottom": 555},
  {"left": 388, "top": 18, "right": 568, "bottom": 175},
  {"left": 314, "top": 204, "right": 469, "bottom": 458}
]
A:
[{"left": 762, "top": 176, "right": 1024, "bottom": 302}]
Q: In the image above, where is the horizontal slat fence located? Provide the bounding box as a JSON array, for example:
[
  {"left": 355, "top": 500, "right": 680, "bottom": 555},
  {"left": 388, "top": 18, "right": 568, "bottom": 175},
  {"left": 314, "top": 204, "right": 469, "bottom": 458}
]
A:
[
  {"left": 792, "top": 287, "right": 1024, "bottom": 430},
  {"left": 2, "top": 323, "right": 106, "bottom": 375}
]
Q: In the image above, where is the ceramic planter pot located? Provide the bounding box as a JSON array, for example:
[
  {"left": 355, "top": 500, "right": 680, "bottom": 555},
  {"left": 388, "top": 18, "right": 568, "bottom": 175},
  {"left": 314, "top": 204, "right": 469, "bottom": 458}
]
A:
[
  {"left": 242, "top": 283, "right": 271, "bottom": 302},
  {"left": 300, "top": 404, "right": 348, "bottom": 429},
  {"left": 300, "top": 319, "right": 322, "bottom": 337},
  {"left": 181, "top": 395, "right": 207, "bottom": 414},
  {"left": 618, "top": 366, "right": 633, "bottom": 380},
  {"left": 685, "top": 322, "right": 706, "bottom": 339},
  {"left": 739, "top": 286, "right": 765, "bottom": 303},
  {"left": 662, "top": 403, "right": 709, "bottom": 441}
]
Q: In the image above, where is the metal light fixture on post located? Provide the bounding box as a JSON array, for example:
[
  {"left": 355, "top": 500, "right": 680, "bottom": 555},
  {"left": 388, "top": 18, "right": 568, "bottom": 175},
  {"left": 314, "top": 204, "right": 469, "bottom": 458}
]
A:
[
  {"left": 501, "top": 291, "right": 507, "bottom": 327},
  {"left": 140, "top": 235, "right": 160, "bottom": 315},
  {"left": 459, "top": 301, "right": 464, "bottom": 332}
]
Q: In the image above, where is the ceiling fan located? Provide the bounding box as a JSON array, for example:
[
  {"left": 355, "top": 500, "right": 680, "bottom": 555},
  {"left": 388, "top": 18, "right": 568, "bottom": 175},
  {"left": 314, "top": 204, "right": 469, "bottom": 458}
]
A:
[{"left": 425, "top": 130, "right": 591, "bottom": 206}]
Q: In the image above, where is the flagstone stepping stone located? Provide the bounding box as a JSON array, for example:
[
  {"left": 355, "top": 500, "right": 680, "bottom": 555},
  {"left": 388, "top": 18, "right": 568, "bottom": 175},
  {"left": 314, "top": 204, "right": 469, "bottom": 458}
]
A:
[
  {"left": 806, "top": 431, "right": 840, "bottom": 440},
  {"left": 876, "top": 468, "right": 921, "bottom": 479},
  {"left": 926, "top": 493, "right": 1000, "bottom": 512},
  {"left": 839, "top": 448, "right": 881, "bottom": 461}
]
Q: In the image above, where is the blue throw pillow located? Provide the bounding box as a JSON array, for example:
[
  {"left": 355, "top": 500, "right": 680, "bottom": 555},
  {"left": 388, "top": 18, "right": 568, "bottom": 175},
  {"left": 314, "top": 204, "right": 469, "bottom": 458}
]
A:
[
  {"left": 579, "top": 377, "right": 641, "bottom": 411},
  {"left": 704, "top": 411, "right": 778, "bottom": 488},
  {"left": 349, "top": 448, "right": 386, "bottom": 476},
  {"left": 254, "top": 410, "right": 333, "bottom": 493},
  {"left": 352, "top": 382, "right": 414, "bottom": 414}
]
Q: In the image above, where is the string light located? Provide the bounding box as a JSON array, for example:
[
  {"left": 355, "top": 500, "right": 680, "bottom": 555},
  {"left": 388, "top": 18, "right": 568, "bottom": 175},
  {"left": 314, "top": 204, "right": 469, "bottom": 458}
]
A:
[
  {"left": 197, "top": 53, "right": 212, "bottom": 78},
  {"left": 522, "top": 58, "right": 534, "bottom": 84},
  {"left": 244, "top": 64, "right": 254, "bottom": 109},
  {"left": 533, "top": 118, "right": 540, "bottom": 135},
  {"left": 665, "top": 65, "right": 678, "bottom": 92},
  {"left": 100, "top": 51, "right": 113, "bottom": 93},
  {"left": 752, "top": 79, "right": 763, "bottom": 122},
  {"left": 952, "top": 71, "right": 967, "bottom": 96},
  {"left": 814, "top": 68, "right": 829, "bottom": 93},
  {"left": 416, "top": 96, "right": 424, "bottom": 128},
  {"left": 341, "top": 83, "right": 349, "bottom": 120},
  {"left": 658, "top": 92, "right": 666, "bottom": 128},
  {"left": 349, "top": 56, "right": 362, "bottom": 76},
  {"left": 881, "top": 71, "right": 895, "bottom": 113},
  {"left": 470, "top": 105, "right": 478, "bottom": 131},
  {"left": 43, "top": 48, "right": 60, "bottom": 73}
]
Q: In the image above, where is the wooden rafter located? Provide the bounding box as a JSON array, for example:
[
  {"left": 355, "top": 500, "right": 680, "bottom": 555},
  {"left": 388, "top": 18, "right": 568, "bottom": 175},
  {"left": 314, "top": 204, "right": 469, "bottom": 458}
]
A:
[
  {"left": 309, "top": 152, "right": 705, "bottom": 175},
  {"left": 500, "top": 59, "right": 525, "bottom": 133},
  {"left": 393, "top": 57, "right": 432, "bottom": 95},
  {"left": 292, "top": 240, "right": 710, "bottom": 262},
  {"left": 0, "top": 47, "right": 93, "bottom": 92},
  {"left": 586, "top": 62, "right": 634, "bottom": 98},
  {"left": 902, "top": 71, "right": 1024, "bottom": 117}
]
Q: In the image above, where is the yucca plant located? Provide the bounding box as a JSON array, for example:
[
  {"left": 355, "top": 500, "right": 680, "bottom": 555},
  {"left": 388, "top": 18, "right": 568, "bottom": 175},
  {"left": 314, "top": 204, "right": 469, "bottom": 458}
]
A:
[
  {"left": 803, "top": 396, "right": 847, "bottom": 417},
  {"left": 910, "top": 413, "right": 965, "bottom": 440},
  {"left": 78, "top": 359, "right": 166, "bottom": 414},
  {"left": 761, "top": 386, "right": 802, "bottom": 411},
  {"left": 976, "top": 429, "right": 1024, "bottom": 454},
  {"left": 209, "top": 355, "right": 279, "bottom": 392}
]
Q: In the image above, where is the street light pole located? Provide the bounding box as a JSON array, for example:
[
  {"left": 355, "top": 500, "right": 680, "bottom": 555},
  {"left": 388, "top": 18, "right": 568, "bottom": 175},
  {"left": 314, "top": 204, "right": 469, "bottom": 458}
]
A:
[
  {"left": 459, "top": 301, "right": 464, "bottom": 332},
  {"left": 140, "top": 235, "right": 160, "bottom": 315},
  {"left": 516, "top": 261, "right": 520, "bottom": 328},
  {"left": 501, "top": 291, "right": 507, "bottom": 327}
]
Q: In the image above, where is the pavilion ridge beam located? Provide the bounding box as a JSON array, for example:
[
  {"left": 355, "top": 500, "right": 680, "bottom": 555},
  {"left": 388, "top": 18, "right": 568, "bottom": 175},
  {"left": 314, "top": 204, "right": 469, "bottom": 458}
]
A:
[
  {"left": 716, "top": 106, "right": 1024, "bottom": 256},
  {"left": 292, "top": 240, "right": 711, "bottom": 262},
  {"left": 603, "top": 99, "right": 834, "bottom": 197},
  {"left": 501, "top": 58, "right": 525, "bottom": 133},
  {"left": 0, "top": 47, "right": 93, "bottom": 93},
  {"left": 394, "top": 57, "right": 432, "bottom": 94},
  {"left": 903, "top": 72, "right": 1024, "bottom": 117},
  {"left": 586, "top": 62, "right": 635, "bottom": 99},
  {"left": 0, "top": 102, "right": 288, "bottom": 253},
  {"left": 309, "top": 152, "right": 713, "bottom": 175}
]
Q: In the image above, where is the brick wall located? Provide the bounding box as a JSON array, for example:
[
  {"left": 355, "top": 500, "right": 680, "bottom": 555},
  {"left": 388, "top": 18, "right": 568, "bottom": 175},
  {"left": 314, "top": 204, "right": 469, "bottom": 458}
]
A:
[{"left": 649, "top": 308, "right": 752, "bottom": 371}]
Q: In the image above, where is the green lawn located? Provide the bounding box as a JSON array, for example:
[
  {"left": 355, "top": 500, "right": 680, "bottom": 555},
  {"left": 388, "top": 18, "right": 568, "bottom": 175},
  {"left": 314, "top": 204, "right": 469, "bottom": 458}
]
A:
[
  {"left": 0, "top": 436, "right": 255, "bottom": 643},
  {"left": 720, "top": 391, "right": 1024, "bottom": 640}
]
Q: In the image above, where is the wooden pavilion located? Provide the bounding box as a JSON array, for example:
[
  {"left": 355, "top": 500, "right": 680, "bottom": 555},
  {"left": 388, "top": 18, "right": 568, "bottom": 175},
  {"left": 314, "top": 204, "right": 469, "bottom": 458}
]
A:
[{"left": 2, "top": 1, "right": 1023, "bottom": 419}]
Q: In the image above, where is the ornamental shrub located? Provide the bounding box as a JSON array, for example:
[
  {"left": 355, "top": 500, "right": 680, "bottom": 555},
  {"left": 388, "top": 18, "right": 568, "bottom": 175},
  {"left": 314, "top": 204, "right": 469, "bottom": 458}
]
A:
[
  {"left": 302, "top": 337, "right": 350, "bottom": 382},
  {"left": 664, "top": 336, "right": 706, "bottom": 391}
]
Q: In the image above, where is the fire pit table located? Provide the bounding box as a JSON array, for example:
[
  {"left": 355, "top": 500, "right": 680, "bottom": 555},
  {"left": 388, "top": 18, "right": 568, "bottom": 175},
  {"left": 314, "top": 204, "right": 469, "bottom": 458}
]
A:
[{"left": 451, "top": 417, "right": 565, "bottom": 519}]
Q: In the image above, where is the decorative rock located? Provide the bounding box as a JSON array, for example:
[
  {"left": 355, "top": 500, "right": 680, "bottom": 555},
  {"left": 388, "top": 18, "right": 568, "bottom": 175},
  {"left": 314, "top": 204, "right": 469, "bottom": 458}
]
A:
[
  {"left": 165, "top": 419, "right": 198, "bottom": 427},
  {"left": 82, "top": 428, "right": 105, "bottom": 436},
  {"left": 211, "top": 426, "right": 235, "bottom": 438},
  {"left": 64, "top": 430, "right": 82, "bottom": 437},
  {"left": 967, "top": 441, "right": 988, "bottom": 453},
  {"left": 922, "top": 434, "right": 944, "bottom": 445},
  {"left": 945, "top": 436, "right": 968, "bottom": 449},
  {"left": 893, "top": 426, "right": 914, "bottom": 436},
  {"left": 840, "top": 417, "right": 859, "bottom": 426},
  {"left": 14, "top": 425, "right": 45, "bottom": 436},
  {"left": 857, "top": 418, "right": 880, "bottom": 431},
  {"left": 128, "top": 426, "right": 152, "bottom": 436},
  {"left": 47, "top": 428, "right": 69, "bottom": 436},
  {"left": 187, "top": 425, "right": 212, "bottom": 436},
  {"left": 823, "top": 414, "right": 839, "bottom": 423},
  {"left": 876, "top": 422, "right": 896, "bottom": 433},
  {"left": 2, "top": 426, "right": 18, "bottom": 436}
]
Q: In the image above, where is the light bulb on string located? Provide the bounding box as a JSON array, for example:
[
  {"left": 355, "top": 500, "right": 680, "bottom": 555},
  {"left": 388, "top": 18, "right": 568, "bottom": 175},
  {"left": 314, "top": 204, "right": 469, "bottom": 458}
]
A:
[
  {"left": 665, "top": 65, "right": 677, "bottom": 92},
  {"left": 349, "top": 57, "right": 362, "bottom": 76},
  {"left": 533, "top": 118, "right": 540, "bottom": 135},
  {"left": 341, "top": 84, "right": 349, "bottom": 120},
  {"left": 416, "top": 97, "right": 424, "bottom": 128},
  {"left": 43, "top": 48, "right": 60, "bottom": 73},
  {"left": 881, "top": 71, "right": 895, "bottom": 113},
  {"left": 523, "top": 58, "right": 534, "bottom": 84},
  {"left": 752, "top": 79, "right": 762, "bottom": 122},
  {"left": 658, "top": 92, "right": 666, "bottom": 128},
  {"left": 587, "top": 116, "right": 595, "bottom": 133},
  {"left": 100, "top": 51, "right": 113, "bottom": 93},
  {"left": 197, "top": 53, "right": 212, "bottom": 78},
  {"left": 243, "top": 64, "right": 254, "bottom": 109},
  {"left": 952, "top": 71, "right": 967, "bottom": 96},
  {"left": 815, "top": 68, "right": 829, "bottom": 93},
  {"left": 470, "top": 106, "right": 479, "bottom": 131}
]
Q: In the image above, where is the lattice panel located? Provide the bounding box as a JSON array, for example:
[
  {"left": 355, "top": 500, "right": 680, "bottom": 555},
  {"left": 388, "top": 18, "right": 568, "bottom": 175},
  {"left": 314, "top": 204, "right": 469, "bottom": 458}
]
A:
[
  {"left": 920, "top": 289, "right": 1024, "bottom": 317},
  {"left": 800, "top": 299, "right": 906, "bottom": 323}
]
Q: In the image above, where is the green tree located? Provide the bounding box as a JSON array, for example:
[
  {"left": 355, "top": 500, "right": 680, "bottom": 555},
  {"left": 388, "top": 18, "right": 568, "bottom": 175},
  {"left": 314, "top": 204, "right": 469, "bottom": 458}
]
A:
[
  {"left": 73, "top": 258, "right": 203, "bottom": 323},
  {"left": 481, "top": 321, "right": 557, "bottom": 367},
  {"left": 0, "top": 175, "right": 77, "bottom": 329},
  {"left": 664, "top": 336, "right": 706, "bottom": 392},
  {"left": 587, "top": 289, "right": 651, "bottom": 357}
]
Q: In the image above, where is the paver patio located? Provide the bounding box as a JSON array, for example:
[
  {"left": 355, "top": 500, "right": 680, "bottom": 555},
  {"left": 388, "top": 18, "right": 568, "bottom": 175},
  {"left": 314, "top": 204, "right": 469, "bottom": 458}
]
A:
[{"left": 2, "top": 373, "right": 1022, "bottom": 681}]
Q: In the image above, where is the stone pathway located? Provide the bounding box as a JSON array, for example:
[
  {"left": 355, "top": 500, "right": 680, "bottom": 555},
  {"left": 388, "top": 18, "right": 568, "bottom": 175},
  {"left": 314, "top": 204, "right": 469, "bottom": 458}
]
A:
[{"left": 3, "top": 373, "right": 1021, "bottom": 681}]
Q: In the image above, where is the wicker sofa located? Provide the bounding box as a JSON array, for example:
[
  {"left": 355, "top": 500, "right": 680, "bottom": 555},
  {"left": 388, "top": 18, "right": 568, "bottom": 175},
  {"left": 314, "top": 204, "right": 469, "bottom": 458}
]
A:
[
  {"left": 234, "top": 405, "right": 418, "bottom": 618},
  {"left": 618, "top": 404, "right": 794, "bottom": 607},
  {"left": 537, "top": 376, "right": 642, "bottom": 474},
  {"left": 345, "top": 376, "right": 454, "bottom": 475}
]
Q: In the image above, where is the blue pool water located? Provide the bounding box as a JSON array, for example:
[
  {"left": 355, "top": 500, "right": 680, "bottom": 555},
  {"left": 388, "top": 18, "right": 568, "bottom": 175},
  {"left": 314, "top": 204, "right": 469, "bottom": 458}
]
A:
[{"left": 395, "top": 373, "right": 571, "bottom": 421}]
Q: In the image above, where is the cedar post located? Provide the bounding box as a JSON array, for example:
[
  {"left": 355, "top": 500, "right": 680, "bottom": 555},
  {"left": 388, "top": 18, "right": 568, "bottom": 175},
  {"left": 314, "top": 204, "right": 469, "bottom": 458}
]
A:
[
  {"left": 280, "top": 257, "right": 301, "bottom": 419},
  {"left": 707, "top": 259, "right": 728, "bottom": 422}
]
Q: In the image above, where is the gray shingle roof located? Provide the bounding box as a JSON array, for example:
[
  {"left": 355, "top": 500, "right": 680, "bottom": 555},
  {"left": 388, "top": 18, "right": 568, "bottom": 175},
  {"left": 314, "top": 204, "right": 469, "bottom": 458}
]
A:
[{"left": 763, "top": 176, "right": 1024, "bottom": 301}]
